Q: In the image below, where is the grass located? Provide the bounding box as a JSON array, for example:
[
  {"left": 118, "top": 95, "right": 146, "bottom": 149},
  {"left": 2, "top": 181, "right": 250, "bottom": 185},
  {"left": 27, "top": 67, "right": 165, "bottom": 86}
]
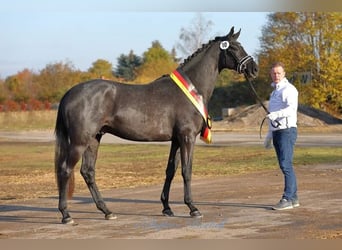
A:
[
  {"left": 0, "top": 110, "right": 57, "bottom": 131},
  {"left": 0, "top": 110, "right": 341, "bottom": 201},
  {"left": 0, "top": 141, "right": 341, "bottom": 201},
  {"left": 1, "top": 110, "right": 342, "bottom": 133}
]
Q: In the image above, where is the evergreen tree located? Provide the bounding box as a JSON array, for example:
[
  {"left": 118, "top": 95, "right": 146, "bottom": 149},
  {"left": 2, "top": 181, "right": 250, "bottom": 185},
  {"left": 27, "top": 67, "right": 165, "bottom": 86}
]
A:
[{"left": 114, "top": 50, "right": 142, "bottom": 82}]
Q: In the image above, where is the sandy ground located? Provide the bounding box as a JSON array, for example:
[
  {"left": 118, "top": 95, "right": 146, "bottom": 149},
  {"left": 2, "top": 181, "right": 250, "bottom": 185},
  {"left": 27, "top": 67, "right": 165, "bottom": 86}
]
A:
[{"left": 0, "top": 161, "right": 341, "bottom": 239}]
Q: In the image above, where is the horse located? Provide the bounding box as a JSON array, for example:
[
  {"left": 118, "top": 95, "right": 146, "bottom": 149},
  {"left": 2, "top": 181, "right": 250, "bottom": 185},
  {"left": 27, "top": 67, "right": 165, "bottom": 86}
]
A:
[{"left": 54, "top": 26, "right": 258, "bottom": 224}]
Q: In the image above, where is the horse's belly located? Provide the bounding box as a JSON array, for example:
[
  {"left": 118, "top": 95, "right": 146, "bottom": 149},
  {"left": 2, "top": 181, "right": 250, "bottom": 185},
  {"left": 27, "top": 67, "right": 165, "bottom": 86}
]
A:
[{"left": 108, "top": 116, "right": 173, "bottom": 142}]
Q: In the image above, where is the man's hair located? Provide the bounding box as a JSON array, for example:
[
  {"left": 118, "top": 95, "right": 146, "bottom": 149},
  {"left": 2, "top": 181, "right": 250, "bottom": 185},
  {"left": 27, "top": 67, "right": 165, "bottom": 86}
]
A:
[{"left": 271, "top": 62, "right": 285, "bottom": 70}]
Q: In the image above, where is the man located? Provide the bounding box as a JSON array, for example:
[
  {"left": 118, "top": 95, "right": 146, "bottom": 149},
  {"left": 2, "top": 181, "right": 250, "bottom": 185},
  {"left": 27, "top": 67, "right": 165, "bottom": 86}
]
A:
[{"left": 264, "top": 62, "right": 299, "bottom": 210}]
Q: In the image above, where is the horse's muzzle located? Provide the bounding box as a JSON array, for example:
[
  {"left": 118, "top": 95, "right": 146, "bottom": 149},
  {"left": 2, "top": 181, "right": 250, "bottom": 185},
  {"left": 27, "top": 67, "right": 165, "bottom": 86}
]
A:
[{"left": 245, "top": 60, "right": 258, "bottom": 79}]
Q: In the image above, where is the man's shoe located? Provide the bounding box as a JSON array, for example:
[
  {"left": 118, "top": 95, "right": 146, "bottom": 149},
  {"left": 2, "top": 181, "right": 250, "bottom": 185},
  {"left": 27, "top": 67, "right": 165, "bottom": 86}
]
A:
[
  {"left": 292, "top": 198, "right": 300, "bottom": 208},
  {"left": 272, "top": 198, "right": 294, "bottom": 210}
]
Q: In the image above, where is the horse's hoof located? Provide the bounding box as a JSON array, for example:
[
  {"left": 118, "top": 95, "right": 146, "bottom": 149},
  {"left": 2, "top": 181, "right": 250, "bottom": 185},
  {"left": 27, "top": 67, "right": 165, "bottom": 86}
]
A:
[
  {"left": 162, "top": 209, "right": 174, "bottom": 217},
  {"left": 190, "top": 210, "right": 203, "bottom": 218},
  {"left": 62, "top": 217, "right": 74, "bottom": 224},
  {"left": 105, "top": 213, "right": 117, "bottom": 220}
]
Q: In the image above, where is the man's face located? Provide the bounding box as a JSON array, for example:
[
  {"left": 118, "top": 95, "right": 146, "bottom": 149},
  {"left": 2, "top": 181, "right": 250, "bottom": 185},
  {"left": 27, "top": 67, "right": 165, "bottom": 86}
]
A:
[{"left": 270, "top": 66, "right": 285, "bottom": 83}]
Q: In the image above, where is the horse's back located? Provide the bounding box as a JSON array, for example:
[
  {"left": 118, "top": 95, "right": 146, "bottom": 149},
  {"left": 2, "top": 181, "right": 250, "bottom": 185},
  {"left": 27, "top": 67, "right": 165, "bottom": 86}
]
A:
[{"left": 60, "top": 79, "right": 116, "bottom": 104}]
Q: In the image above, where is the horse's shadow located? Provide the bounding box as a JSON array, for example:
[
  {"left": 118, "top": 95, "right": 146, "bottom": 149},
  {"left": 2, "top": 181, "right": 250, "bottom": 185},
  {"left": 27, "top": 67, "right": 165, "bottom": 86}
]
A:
[
  {"left": 0, "top": 196, "right": 273, "bottom": 223},
  {"left": 73, "top": 196, "right": 273, "bottom": 209},
  {"left": 68, "top": 196, "right": 271, "bottom": 207}
]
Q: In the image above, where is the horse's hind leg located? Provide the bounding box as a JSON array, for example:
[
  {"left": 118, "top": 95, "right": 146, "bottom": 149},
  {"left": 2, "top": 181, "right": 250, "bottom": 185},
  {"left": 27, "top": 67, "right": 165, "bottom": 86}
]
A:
[
  {"left": 57, "top": 145, "right": 84, "bottom": 224},
  {"left": 161, "top": 140, "right": 180, "bottom": 216},
  {"left": 80, "top": 137, "right": 116, "bottom": 220}
]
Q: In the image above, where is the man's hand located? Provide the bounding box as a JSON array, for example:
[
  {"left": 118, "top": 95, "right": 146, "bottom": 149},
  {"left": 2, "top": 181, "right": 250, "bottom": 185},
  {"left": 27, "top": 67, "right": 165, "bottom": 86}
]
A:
[{"left": 267, "top": 112, "right": 279, "bottom": 121}]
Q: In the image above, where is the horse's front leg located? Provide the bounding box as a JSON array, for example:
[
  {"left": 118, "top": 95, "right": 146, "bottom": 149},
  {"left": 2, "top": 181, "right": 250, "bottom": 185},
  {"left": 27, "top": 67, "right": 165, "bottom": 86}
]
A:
[
  {"left": 180, "top": 135, "right": 202, "bottom": 218},
  {"left": 161, "top": 140, "right": 180, "bottom": 216}
]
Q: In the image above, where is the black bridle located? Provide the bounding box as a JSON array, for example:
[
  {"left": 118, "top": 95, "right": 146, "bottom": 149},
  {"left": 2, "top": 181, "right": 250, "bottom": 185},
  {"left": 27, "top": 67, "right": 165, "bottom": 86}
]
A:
[{"left": 236, "top": 55, "right": 254, "bottom": 74}]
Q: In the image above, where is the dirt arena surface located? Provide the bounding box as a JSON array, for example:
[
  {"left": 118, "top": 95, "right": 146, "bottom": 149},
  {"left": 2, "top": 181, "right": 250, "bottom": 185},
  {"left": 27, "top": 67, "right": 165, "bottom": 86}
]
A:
[
  {"left": 1, "top": 161, "right": 341, "bottom": 239},
  {"left": 1, "top": 124, "right": 341, "bottom": 239}
]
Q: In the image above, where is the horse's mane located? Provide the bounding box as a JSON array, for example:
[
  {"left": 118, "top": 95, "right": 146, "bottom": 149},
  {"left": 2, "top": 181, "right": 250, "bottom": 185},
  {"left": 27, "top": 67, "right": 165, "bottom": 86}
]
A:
[
  {"left": 158, "top": 38, "right": 221, "bottom": 80},
  {"left": 179, "top": 36, "right": 222, "bottom": 67}
]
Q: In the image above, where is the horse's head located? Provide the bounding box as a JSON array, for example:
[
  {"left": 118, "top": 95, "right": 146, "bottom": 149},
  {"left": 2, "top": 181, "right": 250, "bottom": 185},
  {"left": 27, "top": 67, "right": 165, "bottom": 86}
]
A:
[{"left": 218, "top": 27, "right": 258, "bottom": 80}]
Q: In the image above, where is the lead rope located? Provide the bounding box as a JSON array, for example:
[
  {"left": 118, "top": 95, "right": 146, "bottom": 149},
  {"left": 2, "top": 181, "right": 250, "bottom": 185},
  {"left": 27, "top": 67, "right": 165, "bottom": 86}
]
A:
[{"left": 246, "top": 77, "right": 280, "bottom": 139}]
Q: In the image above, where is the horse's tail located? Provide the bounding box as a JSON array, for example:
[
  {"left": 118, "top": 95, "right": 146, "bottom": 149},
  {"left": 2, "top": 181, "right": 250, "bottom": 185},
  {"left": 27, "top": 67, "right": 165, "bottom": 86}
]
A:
[{"left": 54, "top": 104, "right": 74, "bottom": 199}]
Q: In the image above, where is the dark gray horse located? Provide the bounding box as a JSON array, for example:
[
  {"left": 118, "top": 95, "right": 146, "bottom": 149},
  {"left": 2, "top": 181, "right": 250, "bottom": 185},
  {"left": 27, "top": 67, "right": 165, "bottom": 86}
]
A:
[{"left": 55, "top": 27, "right": 258, "bottom": 224}]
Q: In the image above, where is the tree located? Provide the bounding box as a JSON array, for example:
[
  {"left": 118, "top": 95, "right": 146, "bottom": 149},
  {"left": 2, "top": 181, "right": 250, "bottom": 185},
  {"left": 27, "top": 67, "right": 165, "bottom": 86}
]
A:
[
  {"left": 176, "top": 13, "right": 214, "bottom": 59},
  {"left": 34, "top": 61, "right": 82, "bottom": 102},
  {"left": 134, "top": 41, "right": 178, "bottom": 83},
  {"left": 88, "top": 59, "right": 113, "bottom": 79},
  {"left": 3, "top": 69, "right": 34, "bottom": 103},
  {"left": 175, "top": 13, "right": 241, "bottom": 88},
  {"left": 0, "top": 79, "right": 6, "bottom": 104},
  {"left": 257, "top": 12, "right": 342, "bottom": 116},
  {"left": 114, "top": 50, "right": 142, "bottom": 82}
]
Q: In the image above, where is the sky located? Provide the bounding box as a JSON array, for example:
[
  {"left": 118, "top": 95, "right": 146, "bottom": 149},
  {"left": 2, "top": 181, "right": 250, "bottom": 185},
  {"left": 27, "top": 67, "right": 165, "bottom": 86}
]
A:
[{"left": 0, "top": 2, "right": 273, "bottom": 78}]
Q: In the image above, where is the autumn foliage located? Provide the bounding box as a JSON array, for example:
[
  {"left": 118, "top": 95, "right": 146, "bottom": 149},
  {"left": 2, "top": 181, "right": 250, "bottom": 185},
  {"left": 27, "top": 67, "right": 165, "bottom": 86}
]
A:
[
  {"left": 256, "top": 12, "right": 341, "bottom": 117},
  {"left": 0, "top": 12, "right": 341, "bottom": 117}
]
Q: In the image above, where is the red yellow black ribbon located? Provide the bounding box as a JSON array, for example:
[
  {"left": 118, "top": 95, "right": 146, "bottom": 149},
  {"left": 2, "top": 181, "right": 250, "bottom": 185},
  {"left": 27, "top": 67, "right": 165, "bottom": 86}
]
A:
[{"left": 170, "top": 69, "right": 212, "bottom": 144}]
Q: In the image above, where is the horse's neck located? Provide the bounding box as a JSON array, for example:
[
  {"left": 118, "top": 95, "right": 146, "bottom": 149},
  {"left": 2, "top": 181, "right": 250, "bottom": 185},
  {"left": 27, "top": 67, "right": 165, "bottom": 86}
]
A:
[{"left": 183, "top": 53, "right": 219, "bottom": 104}]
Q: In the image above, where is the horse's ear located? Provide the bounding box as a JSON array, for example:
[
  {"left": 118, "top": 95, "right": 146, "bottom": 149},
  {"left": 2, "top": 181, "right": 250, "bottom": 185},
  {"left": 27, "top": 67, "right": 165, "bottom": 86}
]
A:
[
  {"left": 227, "top": 27, "right": 235, "bottom": 38},
  {"left": 232, "top": 29, "right": 241, "bottom": 40}
]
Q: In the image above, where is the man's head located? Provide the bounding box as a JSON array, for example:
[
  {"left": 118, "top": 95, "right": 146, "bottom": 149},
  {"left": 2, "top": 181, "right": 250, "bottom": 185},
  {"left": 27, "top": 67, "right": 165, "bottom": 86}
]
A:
[{"left": 270, "top": 62, "right": 286, "bottom": 84}]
